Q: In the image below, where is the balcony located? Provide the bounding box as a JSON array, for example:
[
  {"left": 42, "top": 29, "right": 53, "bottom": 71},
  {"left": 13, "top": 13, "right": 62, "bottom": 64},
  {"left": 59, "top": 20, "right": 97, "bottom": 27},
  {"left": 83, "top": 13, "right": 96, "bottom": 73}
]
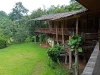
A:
[{"left": 35, "top": 28, "right": 74, "bottom": 35}]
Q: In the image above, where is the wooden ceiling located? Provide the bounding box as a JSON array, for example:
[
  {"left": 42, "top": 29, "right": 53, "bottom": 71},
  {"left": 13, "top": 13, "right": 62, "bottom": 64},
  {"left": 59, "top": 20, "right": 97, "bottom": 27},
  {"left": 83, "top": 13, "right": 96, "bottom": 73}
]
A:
[{"left": 76, "top": 0, "right": 100, "bottom": 11}]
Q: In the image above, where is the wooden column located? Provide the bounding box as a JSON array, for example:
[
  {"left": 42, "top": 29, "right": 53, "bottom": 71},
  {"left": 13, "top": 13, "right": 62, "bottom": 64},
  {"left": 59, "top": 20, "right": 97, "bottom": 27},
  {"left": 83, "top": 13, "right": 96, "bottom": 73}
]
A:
[
  {"left": 99, "top": 18, "right": 100, "bottom": 50},
  {"left": 39, "top": 34, "right": 42, "bottom": 43},
  {"left": 55, "top": 22, "right": 58, "bottom": 44},
  {"left": 46, "top": 34, "right": 48, "bottom": 45},
  {"left": 75, "top": 18, "right": 79, "bottom": 75},
  {"left": 76, "top": 18, "right": 79, "bottom": 35},
  {"left": 49, "top": 21, "right": 52, "bottom": 32},
  {"left": 86, "top": 15, "right": 88, "bottom": 32},
  {"left": 34, "top": 34, "right": 36, "bottom": 44},
  {"left": 61, "top": 21, "right": 64, "bottom": 45}
]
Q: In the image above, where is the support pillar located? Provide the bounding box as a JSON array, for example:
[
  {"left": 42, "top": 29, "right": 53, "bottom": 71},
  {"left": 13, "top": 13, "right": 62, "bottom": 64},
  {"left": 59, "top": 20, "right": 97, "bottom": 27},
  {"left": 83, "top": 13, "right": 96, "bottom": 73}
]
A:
[
  {"left": 34, "top": 34, "right": 37, "bottom": 44},
  {"left": 56, "top": 22, "right": 58, "bottom": 44},
  {"left": 99, "top": 18, "right": 100, "bottom": 50},
  {"left": 39, "top": 34, "right": 42, "bottom": 43},
  {"left": 46, "top": 34, "right": 48, "bottom": 45},
  {"left": 61, "top": 21, "right": 64, "bottom": 45},
  {"left": 75, "top": 18, "right": 79, "bottom": 75},
  {"left": 76, "top": 18, "right": 79, "bottom": 35}
]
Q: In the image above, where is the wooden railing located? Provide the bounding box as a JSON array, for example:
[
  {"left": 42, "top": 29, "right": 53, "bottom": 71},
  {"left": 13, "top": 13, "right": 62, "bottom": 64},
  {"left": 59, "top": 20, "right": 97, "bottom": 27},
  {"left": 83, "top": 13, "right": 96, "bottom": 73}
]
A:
[{"left": 35, "top": 28, "right": 75, "bottom": 35}]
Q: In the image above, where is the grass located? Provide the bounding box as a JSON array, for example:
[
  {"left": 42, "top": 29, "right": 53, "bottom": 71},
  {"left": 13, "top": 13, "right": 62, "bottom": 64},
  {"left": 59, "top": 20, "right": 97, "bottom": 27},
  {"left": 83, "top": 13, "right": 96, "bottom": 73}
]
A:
[{"left": 0, "top": 43, "right": 55, "bottom": 75}]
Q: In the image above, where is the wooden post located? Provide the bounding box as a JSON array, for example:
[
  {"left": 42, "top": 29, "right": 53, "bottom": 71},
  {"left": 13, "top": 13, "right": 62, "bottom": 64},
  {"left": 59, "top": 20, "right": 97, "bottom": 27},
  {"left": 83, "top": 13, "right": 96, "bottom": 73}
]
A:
[
  {"left": 75, "top": 18, "right": 79, "bottom": 75},
  {"left": 61, "top": 21, "right": 64, "bottom": 45},
  {"left": 86, "top": 15, "right": 88, "bottom": 32},
  {"left": 55, "top": 22, "right": 58, "bottom": 44},
  {"left": 76, "top": 18, "right": 79, "bottom": 35},
  {"left": 99, "top": 18, "right": 100, "bottom": 50},
  {"left": 46, "top": 33, "right": 48, "bottom": 45},
  {"left": 48, "top": 21, "right": 52, "bottom": 32},
  {"left": 69, "top": 36, "right": 72, "bottom": 69},
  {"left": 39, "top": 34, "right": 42, "bottom": 43},
  {"left": 34, "top": 34, "right": 36, "bottom": 44}
]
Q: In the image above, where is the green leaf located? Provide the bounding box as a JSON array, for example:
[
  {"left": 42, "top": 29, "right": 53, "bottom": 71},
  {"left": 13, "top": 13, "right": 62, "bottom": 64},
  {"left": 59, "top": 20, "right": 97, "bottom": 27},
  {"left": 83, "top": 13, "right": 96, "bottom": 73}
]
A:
[
  {"left": 78, "top": 47, "right": 82, "bottom": 52},
  {"left": 71, "top": 46, "right": 75, "bottom": 49},
  {"left": 71, "top": 49, "right": 74, "bottom": 51}
]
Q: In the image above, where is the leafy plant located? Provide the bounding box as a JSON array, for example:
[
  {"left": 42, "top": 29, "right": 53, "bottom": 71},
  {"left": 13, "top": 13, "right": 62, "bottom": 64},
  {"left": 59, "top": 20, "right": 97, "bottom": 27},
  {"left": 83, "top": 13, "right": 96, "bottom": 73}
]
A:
[
  {"left": 68, "top": 35, "right": 82, "bottom": 52},
  {"left": 0, "top": 38, "right": 7, "bottom": 49},
  {"left": 25, "top": 36, "right": 35, "bottom": 42},
  {"left": 47, "top": 43, "right": 64, "bottom": 62},
  {"left": 68, "top": 35, "right": 82, "bottom": 75},
  {"left": 48, "top": 59, "right": 58, "bottom": 69}
]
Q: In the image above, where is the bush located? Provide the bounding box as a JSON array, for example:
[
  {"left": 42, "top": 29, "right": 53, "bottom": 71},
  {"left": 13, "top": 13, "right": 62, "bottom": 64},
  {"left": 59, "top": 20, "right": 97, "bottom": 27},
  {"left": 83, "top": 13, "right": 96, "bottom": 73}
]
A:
[
  {"left": 47, "top": 44, "right": 64, "bottom": 62},
  {"left": 25, "top": 36, "right": 35, "bottom": 42},
  {"left": 0, "top": 38, "right": 7, "bottom": 49},
  {"left": 41, "top": 34, "right": 46, "bottom": 42}
]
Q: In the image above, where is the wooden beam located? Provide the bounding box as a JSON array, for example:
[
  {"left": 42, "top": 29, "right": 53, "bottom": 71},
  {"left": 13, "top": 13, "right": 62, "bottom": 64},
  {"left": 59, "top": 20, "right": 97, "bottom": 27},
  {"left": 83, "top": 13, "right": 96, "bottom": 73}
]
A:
[{"left": 76, "top": 18, "right": 79, "bottom": 35}]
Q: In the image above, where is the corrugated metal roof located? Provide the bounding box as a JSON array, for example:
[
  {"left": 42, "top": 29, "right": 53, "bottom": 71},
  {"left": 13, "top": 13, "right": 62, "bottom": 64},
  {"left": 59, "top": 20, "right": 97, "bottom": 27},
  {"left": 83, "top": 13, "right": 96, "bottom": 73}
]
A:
[{"left": 32, "top": 9, "right": 87, "bottom": 21}]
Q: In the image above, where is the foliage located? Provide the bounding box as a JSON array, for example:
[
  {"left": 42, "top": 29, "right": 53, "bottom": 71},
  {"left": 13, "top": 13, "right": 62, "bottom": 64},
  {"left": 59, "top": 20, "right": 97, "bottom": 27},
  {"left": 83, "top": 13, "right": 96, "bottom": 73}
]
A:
[
  {"left": 40, "top": 34, "right": 46, "bottom": 42},
  {"left": 0, "top": 1, "right": 84, "bottom": 44},
  {"left": 0, "top": 38, "right": 7, "bottom": 49},
  {"left": 48, "top": 59, "right": 58, "bottom": 69},
  {"left": 55, "top": 68, "right": 73, "bottom": 75},
  {"left": 47, "top": 44, "right": 64, "bottom": 62},
  {"left": 0, "top": 11, "right": 8, "bottom": 18},
  {"left": 9, "top": 2, "right": 28, "bottom": 21},
  {"left": 25, "top": 36, "right": 35, "bottom": 42},
  {"left": 68, "top": 35, "right": 82, "bottom": 52},
  {"left": 68, "top": 35, "right": 82, "bottom": 75}
]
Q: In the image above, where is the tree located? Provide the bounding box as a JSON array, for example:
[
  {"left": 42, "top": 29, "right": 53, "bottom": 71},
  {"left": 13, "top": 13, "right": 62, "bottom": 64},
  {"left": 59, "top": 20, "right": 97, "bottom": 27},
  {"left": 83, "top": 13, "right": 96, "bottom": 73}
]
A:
[
  {"left": 0, "top": 11, "right": 8, "bottom": 18},
  {"left": 68, "top": 35, "right": 82, "bottom": 75},
  {"left": 9, "top": 2, "right": 28, "bottom": 21}
]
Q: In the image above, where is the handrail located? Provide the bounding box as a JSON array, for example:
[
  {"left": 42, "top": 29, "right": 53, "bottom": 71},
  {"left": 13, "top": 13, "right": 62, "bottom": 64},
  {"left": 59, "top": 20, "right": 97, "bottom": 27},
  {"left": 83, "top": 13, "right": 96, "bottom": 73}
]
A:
[{"left": 35, "top": 28, "right": 75, "bottom": 34}]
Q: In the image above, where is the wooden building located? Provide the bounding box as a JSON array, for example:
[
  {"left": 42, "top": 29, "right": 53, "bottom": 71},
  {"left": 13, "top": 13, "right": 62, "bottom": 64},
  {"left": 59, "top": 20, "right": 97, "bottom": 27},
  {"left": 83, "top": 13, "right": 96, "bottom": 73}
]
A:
[
  {"left": 34, "top": 8, "right": 99, "bottom": 47},
  {"left": 33, "top": 0, "right": 100, "bottom": 74}
]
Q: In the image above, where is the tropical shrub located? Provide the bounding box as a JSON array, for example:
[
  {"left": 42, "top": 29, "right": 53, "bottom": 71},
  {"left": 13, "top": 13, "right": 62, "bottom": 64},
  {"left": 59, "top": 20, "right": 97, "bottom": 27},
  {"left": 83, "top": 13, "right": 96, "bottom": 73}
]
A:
[
  {"left": 47, "top": 44, "right": 64, "bottom": 62},
  {"left": 25, "top": 36, "right": 35, "bottom": 42},
  {"left": 68, "top": 35, "right": 82, "bottom": 75},
  {"left": 0, "top": 38, "right": 7, "bottom": 49},
  {"left": 68, "top": 35, "right": 82, "bottom": 52}
]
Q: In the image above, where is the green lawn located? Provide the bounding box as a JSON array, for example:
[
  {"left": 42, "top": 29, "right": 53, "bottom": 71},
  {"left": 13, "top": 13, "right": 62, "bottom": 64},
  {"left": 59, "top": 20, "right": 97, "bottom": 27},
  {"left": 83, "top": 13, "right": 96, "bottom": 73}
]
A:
[{"left": 0, "top": 43, "right": 55, "bottom": 75}]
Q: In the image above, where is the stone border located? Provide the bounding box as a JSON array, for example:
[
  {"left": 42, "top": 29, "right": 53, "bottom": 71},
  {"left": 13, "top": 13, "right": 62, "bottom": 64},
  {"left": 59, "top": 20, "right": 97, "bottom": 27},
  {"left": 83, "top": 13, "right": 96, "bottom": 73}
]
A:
[{"left": 82, "top": 42, "right": 99, "bottom": 75}]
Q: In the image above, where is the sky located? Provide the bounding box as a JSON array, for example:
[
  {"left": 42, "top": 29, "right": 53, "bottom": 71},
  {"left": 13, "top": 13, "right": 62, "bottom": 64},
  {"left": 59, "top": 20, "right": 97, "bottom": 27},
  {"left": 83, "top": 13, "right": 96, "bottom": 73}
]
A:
[{"left": 0, "top": 0, "right": 70, "bottom": 14}]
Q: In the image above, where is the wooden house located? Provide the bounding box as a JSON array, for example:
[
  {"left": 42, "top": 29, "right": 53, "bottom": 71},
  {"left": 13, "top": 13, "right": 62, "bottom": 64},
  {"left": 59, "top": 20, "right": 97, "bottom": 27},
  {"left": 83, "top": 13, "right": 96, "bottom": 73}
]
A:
[
  {"left": 33, "top": 0, "right": 100, "bottom": 74},
  {"left": 34, "top": 8, "right": 99, "bottom": 46}
]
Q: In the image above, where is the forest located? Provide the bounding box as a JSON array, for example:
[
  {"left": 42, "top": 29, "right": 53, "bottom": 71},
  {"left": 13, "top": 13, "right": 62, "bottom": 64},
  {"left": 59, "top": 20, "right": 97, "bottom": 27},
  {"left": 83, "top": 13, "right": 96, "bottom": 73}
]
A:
[{"left": 0, "top": 0, "right": 84, "bottom": 46}]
